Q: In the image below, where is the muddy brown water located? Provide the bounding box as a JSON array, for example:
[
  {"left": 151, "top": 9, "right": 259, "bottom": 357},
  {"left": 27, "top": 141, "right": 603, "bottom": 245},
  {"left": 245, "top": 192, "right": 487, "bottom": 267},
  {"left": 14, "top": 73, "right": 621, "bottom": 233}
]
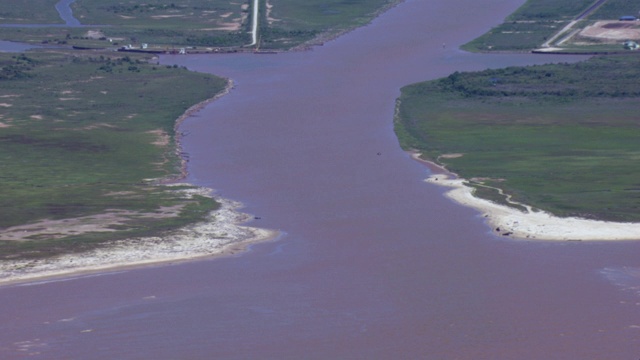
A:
[{"left": 2, "top": 0, "right": 640, "bottom": 358}]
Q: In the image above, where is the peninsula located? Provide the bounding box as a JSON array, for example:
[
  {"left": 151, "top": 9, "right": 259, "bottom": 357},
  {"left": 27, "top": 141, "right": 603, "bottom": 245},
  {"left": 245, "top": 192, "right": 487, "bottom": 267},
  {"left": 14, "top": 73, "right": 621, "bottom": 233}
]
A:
[
  {"left": 396, "top": 0, "right": 640, "bottom": 241},
  {"left": 0, "top": 0, "right": 401, "bottom": 283}
]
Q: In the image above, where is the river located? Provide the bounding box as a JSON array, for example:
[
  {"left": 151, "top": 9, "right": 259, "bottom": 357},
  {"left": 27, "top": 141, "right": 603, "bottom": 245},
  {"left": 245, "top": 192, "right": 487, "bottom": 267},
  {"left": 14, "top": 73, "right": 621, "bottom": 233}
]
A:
[
  {"left": 2, "top": 0, "right": 640, "bottom": 358},
  {"left": 55, "top": 0, "right": 80, "bottom": 27}
]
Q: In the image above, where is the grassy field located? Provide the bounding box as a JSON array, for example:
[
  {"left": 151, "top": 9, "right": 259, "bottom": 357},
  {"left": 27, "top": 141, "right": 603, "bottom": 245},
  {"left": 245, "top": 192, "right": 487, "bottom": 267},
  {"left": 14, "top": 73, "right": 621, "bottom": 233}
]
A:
[
  {"left": 463, "top": 0, "right": 640, "bottom": 53},
  {"left": 589, "top": 0, "right": 640, "bottom": 19},
  {"left": 459, "top": 0, "right": 640, "bottom": 53},
  {"left": 0, "top": 0, "right": 402, "bottom": 260},
  {"left": 0, "top": 0, "right": 399, "bottom": 50},
  {"left": 395, "top": 55, "right": 640, "bottom": 222},
  {"left": 71, "top": 0, "right": 252, "bottom": 48},
  {"left": 260, "top": 0, "right": 397, "bottom": 48},
  {"left": 462, "top": 0, "right": 595, "bottom": 52},
  {"left": 72, "top": 0, "right": 245, "bottom": 27},
  {"left": 0, "top": 0, "right": 63, "bottom": 24},
  {"left": 0, "top": 0, "right": 252, "bottom": 49},
  {"left": 0, "top": 50, "right": 228, "bottom": 258}
]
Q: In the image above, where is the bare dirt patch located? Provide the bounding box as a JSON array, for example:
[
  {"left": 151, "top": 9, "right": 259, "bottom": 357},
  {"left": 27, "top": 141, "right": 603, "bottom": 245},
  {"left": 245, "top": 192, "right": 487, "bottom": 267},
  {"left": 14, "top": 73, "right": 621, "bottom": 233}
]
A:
[
  {"left": 240, "top": 3, "right": 249, "bottom": 24},
  {"left": 80, "top": 122, "right": 116, "bottom": 130},
  {"left": 0, "top": 195, "right": 278, "bottom": 285},
  {"left": 0, "top": 206, "right": 185, "bottom": 241},
  {"left": 85, "top": 30, "right": 105, "bottom": 39},
  {"left": 213, "top": 22, "right": 241, "bottom": 31},
  {"left": 440, "top": 153, "right": 464, "bottom": 159},
  {"left": 104, "top": 191, "right": 137, "bottom": 197},
  {"left": 266, "top": 1, "right": 280, "bottom": 25},
  {"left": 579, "top": 20, "right": 640, "bottom": 41},
  {"left": 151, "top": 15, "right": 185, "bottom": 19},
  {"left": 147, "top": 129, "right": 170, "bottom": 147},
  {"left": 210, "top": 6, "right": 244, "bottom": 31},
  {"left": 0, "top": 187, "right": 215, "bottom": 242}
]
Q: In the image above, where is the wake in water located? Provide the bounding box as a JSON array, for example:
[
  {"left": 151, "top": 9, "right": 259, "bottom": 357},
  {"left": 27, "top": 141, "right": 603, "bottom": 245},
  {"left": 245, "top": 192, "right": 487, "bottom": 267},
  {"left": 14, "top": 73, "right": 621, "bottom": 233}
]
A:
[{"left": 600, "top": 267, "right": 640, "bottom": 297}]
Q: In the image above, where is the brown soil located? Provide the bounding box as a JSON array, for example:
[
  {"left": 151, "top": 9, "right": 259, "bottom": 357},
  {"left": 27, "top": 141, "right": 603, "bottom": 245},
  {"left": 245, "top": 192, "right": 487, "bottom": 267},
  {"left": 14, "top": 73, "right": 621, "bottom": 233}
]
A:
[
  {"left": 579, "top": 20, "right": 640, "bottom": 41},
  {"left": 0, "top": 206, "right": 185, "bottom": 241}
]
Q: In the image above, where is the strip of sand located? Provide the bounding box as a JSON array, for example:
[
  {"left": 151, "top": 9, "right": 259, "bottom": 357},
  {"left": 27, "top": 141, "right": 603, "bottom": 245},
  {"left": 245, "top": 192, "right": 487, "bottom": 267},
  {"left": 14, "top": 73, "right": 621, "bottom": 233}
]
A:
[
  {"left": 0, "top": 193, "right": 278, "bottom": 286},
  {"left": 411, "top": 153, "right": 640, "bottom": 241}
]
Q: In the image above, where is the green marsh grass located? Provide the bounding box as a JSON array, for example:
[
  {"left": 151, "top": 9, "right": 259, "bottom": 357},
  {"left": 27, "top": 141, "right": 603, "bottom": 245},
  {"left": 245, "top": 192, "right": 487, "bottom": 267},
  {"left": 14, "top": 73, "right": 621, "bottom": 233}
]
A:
[
  {"left": 0, "top": 51, "right": 227, "bottom": 258},
  {"left": 462, "top": 0, "right": 598, "bottom": 52},
  {"left": 589, "top": 0, "right": 640, "bottom": 19},
  {"left": 261, "top": 0, "right": 397, "bottom": 48},
  {"left": 0, "top": 0, "right": 399, "bottom": 50},
  {"left": 395, "top": 56, "right": 640, "bottom": 222},
  {"left": 0, "top": 0, "right": 64, "bottom": 24}
]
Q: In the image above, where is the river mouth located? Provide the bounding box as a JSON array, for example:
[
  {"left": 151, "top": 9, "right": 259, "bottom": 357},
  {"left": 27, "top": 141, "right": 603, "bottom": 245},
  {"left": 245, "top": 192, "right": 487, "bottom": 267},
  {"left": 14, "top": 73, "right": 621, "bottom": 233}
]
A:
[{"left": 2, "top": 0, "right": 640, "bottom": 358}]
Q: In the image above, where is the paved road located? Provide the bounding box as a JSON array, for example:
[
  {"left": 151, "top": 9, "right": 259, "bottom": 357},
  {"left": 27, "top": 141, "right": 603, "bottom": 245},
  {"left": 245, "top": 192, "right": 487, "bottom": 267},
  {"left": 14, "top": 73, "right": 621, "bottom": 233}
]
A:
[
  {"left": 248, "top": 0, "right": 259, "bottom": 46},
  {"left": 541, "top": 0, "right": 608, "bottom": 48},
  {"left": 576, "top": 0, "right": 608, "bottom": 20}
]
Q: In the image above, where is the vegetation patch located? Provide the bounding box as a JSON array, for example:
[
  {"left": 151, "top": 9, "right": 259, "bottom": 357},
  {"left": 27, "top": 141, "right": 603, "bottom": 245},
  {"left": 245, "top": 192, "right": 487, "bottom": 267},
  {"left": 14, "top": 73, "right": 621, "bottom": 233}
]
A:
[
  {"left": 0, "top": 0, "right": 400, "bottom": 50},
  {"left": 462, "top": 0, "right": 640, "bottom": 53},
  {"left": 588, "top": 0, "right": 640, "bottom": 20},
  {"left": 0, "top": 0, "right": 64, "bottom": 24},
  {"left": 462, "top": 0, "right": 594, "bottom": 52},
  {"left": 0, "top": 50, "right": 228, "bottom": 259},
  {"left": 0, "top": 0, "right": 403, "bottom": 263},
  {"left": 261, "top": 0, "right": 397, "bottom": 48},
  {"left": 395, "top": 55, "right": 640, "bottom": 222}
]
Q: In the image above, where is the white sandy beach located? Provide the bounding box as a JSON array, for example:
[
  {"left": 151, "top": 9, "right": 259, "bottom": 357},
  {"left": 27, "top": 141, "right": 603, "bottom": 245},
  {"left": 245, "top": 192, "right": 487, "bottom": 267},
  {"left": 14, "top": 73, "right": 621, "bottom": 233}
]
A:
[
  {"left": 419, "top": 159, "right": 640, "bottom": 241},
  {"left": 0, "top": 191, "right": 278, "bottom": 286}
]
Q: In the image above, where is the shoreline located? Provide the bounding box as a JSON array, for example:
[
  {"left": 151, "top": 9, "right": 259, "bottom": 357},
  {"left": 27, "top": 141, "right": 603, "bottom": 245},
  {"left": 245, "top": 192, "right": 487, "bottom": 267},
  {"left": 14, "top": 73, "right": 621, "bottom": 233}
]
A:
[
  {"left": 0, "top": 0, "right": 405, "bottom": 285},
  {"left": 291, "top": 0, "right": 405, "bottom": 51},
  {"left": 0, "top": 193, "right": 279, "bottom": 286},
  {"left": 410, "top": 152, "right": 640, "bottom": 241},
  {"left": 0, "top": 83, "right": 278, "bottom": 286},
  {"left": 166, "top": 79, "right": 235, "bottom": 183}
]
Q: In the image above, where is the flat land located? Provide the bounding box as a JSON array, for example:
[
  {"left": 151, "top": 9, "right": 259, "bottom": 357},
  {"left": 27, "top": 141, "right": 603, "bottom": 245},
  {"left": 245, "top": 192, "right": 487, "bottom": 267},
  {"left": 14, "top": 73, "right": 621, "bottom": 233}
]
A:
[
  {"left": 0, "top": 50, "right": 228, "bottom": 259},
  {"left": 260, "top": 0, "right": 397, "bottom": 49},
  {"left": 0, "top": 0, "right": 401, "bottom": 264},
  {"left": 0, "top": 0, "right": 63, "bottom": 24},
  {"left": 463, "top": 0, "right": 640, "bottom": 53},
  {"left": 587, "top": 0, "right": 640, "bottom": 20},
  {"left": 395, "top": 56, "right": 640, "bottom": 223},
  {"left": 0, "top": 0, "right": 400, "bottom": 50},
  {"left": 577, "top": 20, "right": 640, "bottom": 42},
  {"left": 462, "top": 0, "right": 594, "bottom": 52}
]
